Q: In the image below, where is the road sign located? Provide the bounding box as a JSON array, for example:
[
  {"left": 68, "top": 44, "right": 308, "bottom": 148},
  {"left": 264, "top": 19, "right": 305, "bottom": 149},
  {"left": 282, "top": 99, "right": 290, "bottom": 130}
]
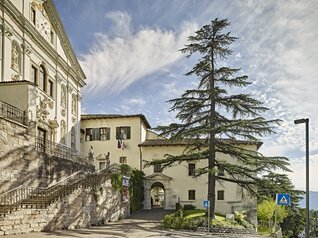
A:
[
  {"left": 276, "top": 193, "right": 291, "bottom": 206},
  {"left": 203, "top": 200, "right": 209, "bottom": 208}
]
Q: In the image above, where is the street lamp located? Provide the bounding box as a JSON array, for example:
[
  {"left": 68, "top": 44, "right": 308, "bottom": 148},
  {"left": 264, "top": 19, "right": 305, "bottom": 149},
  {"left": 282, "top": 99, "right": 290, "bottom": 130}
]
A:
[{"left": 294, "top": 118, "right": 309, "bottom": 238}]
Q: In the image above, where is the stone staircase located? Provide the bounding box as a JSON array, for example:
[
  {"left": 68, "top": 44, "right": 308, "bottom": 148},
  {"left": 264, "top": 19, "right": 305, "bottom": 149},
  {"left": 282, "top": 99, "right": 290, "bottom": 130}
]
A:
[{"left": 0, "top": 164, "right": 120, "bottom": 217}]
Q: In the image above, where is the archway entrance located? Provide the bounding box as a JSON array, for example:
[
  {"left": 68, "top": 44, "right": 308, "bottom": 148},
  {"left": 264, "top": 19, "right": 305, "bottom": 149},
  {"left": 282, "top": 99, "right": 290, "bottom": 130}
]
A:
[
  {"left": 144, "top": 173, "right": 174, "bottom": 210},
  {"left": 151, "top": 182, "right": 165, "bottom": 208}
]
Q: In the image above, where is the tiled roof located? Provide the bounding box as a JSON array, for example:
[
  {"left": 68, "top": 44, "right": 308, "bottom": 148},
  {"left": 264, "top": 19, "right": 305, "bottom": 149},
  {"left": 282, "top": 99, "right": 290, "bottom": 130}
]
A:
[
  {"left": 139, "top": 138, "right": 263, "bottom": 149},
  {"left": 81, "top": 114, "right": 151, "bottom": 128}
]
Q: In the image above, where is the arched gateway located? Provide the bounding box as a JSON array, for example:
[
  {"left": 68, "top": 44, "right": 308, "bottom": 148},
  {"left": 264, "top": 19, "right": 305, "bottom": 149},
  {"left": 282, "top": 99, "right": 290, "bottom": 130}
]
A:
[{"left": 144, "top": 173, "right": 174, "bottom": 210}]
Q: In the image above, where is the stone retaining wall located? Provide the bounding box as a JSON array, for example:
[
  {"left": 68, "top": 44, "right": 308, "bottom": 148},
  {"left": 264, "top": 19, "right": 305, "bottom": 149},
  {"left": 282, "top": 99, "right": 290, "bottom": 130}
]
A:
[{"left": 0, "top": 179, "right": 128, "bottom": 235}]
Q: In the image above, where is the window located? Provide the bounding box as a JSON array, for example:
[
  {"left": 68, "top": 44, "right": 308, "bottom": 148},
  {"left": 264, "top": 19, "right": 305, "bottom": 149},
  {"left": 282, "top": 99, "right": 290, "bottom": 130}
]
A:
[
  {"left": 37, "top": 127, "right": 46, "bottom": 153},
  {"left": 218, "top": 167, "right": 225, "bottom": 176},
  {"left": 188, "top": 163, "right": 196, "bottom": 176},
  {"left": 119, "top": 156, "right": 127, "bottom": 164},
  {"left": 31, "top": 7, "right": 36, "bottom": 25},
  {"left": 188, "top": 190, "right": 196, "bottom": 200},
  {"left": 154, "top": 164, "right": 161, "bottom": 173},
  {"left": 116, "top": 126, "right": 131, "bottom": 140},
  {"left": 31, "top": 65, "right": 38, "bottom": 85},
  {"left": 100, "top": 127, "right": 110, "bottom": 140},
  {"left": 39, "top": 65, "right": 46, "bottom": 92},
  {"left": 85, "top": 128, "right": 100, "bottom": 141},
  {"left": 217, "top": 190, "right": 224, "bottom": 200},
  {"left": 48, "top": 80, "right": 54, "bottom": 97},
  {"left": 99, "top": 162, "right": 106, "bottom": 170}
]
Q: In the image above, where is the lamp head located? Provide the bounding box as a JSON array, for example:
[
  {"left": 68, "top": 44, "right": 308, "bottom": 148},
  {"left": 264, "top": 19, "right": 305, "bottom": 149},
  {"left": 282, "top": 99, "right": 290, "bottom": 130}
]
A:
[{"left": 294, "top": 118, "right": 309, "bottom": 124}]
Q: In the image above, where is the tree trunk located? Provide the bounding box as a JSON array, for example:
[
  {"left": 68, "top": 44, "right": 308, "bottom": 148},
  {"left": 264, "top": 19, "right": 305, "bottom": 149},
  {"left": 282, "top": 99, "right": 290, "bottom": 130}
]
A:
[{"left": 208, "top": 48, "right": 216, "bottom": 219}]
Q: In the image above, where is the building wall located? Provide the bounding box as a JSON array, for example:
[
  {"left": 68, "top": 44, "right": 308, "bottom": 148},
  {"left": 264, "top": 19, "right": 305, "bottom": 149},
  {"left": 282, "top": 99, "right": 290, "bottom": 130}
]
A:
[
  {"left": 0, "top": 0, "right": 84, "bottom": 151},
  {"left": 81, "top": 117, "right": 147, "bottom": 170},
  {"left": 141, "top": 143, "right": 257, "bottom": 223}
]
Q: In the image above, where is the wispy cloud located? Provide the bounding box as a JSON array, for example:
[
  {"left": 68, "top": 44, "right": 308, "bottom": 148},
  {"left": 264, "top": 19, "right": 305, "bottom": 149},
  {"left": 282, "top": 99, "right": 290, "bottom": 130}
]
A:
[{"left": 79, "top": 11, "right": 197, "bottom": 96}]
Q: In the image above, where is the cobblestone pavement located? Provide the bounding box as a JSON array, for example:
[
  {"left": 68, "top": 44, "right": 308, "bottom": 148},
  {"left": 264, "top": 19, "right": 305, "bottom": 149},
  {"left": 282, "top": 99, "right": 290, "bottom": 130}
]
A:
[{"left": 5, "top": 209, "right": 266, "bottom": 238}]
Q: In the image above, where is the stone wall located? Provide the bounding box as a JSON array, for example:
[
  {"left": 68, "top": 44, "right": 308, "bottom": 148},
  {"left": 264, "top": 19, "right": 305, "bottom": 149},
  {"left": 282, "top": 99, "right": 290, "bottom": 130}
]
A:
[{"left": 0, "top": 178, "right": 128, "bottom": 235}]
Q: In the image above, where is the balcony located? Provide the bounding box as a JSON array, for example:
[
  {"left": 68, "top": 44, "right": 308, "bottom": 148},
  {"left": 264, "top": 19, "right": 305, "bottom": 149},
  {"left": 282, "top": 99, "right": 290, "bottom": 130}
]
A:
[
  {"left": 35, "top": 137, "right": 90, "bottom": 166},
  {"left": 0, "top": 100, "right": 27, "bottom": 125}
]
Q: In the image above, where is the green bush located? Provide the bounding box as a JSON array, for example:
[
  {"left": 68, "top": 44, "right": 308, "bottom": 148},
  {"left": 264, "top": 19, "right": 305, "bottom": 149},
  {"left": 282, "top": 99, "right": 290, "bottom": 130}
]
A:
[
  {"left": 183, "top": 204, "right": 196, "bottom": 210},
  {"left": 163, "top": 214, "right": 207, "bottom": 230},
  {"left": 176, "top": 202, "right": 182, "bottom": 210}
]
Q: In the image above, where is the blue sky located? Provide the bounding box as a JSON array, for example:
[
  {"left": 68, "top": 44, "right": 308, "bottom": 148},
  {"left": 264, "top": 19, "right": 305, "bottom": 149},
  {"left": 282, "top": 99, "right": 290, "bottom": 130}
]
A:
[{"left": 55, "top": 0, "right": 318, "bottom": 191}]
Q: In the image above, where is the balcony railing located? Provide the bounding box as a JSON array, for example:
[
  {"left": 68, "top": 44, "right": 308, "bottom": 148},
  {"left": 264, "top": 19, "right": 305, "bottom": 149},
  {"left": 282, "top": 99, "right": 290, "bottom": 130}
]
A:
[
  {"left": 35, "top": 137, "right": 90, "bottom": 166},
  {"left": 0, "top": 100, "right": 27, "bottom": 125}
]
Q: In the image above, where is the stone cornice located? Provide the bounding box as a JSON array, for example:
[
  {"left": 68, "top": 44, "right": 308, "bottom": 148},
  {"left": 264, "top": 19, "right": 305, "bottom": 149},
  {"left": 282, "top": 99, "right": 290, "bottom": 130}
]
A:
[{"left": 1, "top": 0, "right": 86, "bottom": 88}]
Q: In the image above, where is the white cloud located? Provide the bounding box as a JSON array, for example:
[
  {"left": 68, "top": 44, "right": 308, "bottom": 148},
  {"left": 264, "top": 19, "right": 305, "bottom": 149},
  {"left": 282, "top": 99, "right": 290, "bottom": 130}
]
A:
[
  {"left": 127, "top": 98, "right": 146, "bottom": 106},
  {"left": 80, "top": 11, "right": 198, "bottom": 96}
]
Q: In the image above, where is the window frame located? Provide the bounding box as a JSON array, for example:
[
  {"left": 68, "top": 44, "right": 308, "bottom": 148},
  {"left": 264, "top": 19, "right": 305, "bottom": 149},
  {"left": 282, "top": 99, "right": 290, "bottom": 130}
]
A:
[
  {"left": 188, "top": 163, "right": 196, "bottom": 176},
  {"left": 31, "top": 6, "right": 36, "bottom": 25},
  {"left": 39, "top": 65, "right": 46, "bottom": 92},
  {"left": 188, "top": 190, "right": 196, "bottom": 200},
  {"left": 154, "top": 164, "right": 161, "bottom": 173},
  {"left": 119, "top": 156, "right": 127, "bottom": 164},
  {"left": 100, "top": 127, "right": 110, "bottom": 141},
  {"left": 116, "top": 126, "right": 131, "bottom": 140},
  {"left": 217, "top": 190, "right": 224, "bottom": 200},
  {"left": 48, "top": 79, "right": 54, "bottom": 97},
  {"left": 31, "top": 65, "right": 38, "bottom": 85}
]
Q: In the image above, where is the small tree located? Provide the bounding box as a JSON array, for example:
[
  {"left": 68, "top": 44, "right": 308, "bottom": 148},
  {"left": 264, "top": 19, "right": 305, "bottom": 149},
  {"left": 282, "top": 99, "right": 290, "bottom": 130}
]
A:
[
  {"left": 145, "top": 18, "right": 290, "bottom": 218},
  {"left": 258, "top": 199, "right": 288, "bottom": 235}
]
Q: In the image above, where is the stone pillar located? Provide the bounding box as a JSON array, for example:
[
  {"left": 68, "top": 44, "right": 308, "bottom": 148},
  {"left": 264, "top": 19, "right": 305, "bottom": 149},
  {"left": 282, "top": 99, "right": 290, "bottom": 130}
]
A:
[
  {"left": 164, "top": 187, "right": 173, "bottom": 210},
  {"left": 144, "top": 181, "right": 151, "bottom": 210}
]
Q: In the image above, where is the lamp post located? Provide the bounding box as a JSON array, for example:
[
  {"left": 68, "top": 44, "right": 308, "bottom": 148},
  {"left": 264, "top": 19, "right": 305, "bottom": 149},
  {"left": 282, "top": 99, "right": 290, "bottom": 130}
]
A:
[{"left": 294, "top": 118, "right": 309, "bottom": 238}]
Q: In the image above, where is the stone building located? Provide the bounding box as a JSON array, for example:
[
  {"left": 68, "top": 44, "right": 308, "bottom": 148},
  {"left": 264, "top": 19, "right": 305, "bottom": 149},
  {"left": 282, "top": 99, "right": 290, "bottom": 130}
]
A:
[
  {"left": 80, "top": 114, "right": 261, "bottom": 224},
  {"left": 0, "top": 0, "right": 85, "bottom": 150}
]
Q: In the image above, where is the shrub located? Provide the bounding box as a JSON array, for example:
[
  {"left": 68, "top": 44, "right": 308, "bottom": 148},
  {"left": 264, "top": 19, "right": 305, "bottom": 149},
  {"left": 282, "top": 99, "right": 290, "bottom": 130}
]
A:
[
  {"left": 183, "top": 204, "right": 196, "bottom": 210},
  {"left": 176, "top": 202, "right": 182, "bottom": 210}
]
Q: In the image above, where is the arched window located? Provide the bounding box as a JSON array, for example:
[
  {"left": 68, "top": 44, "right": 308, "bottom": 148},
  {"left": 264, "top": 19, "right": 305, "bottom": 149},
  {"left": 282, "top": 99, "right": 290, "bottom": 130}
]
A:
[
  {"left": 60, "top": 120, "right": 66, "bottom": 144},
  {"left": 39, "top": 65, "right": 46, "bottom": 92},
  {"left": 61, "top": 84, "right": 66, "bottom": 108},
  {"left": 11, "top": 41, "right": 21, "bottom": 73}
]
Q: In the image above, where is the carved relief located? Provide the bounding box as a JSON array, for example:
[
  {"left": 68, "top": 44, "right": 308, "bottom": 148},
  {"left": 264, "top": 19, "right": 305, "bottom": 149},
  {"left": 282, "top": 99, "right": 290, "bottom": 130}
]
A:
[
  {"left": 36, "top": 97, "right": 53, "bottom": 121},
  {"left": 61, "top": 85, "right": 66, "bottom": 108},
  {"left": 21, "top": 42, "right": 32, "bottom": 55},
  {"left": 71, "top": 94, "right": 77, "bottom": 115},
  {"left": 11, "top": 74, "right": 20, "bottom": 81},
  {"left": 72, "top": 116, "right": 76, "bottom": 124},
  {"left": 11, "top": 42, "right": 21, "bottom": 73},
  {"left": 36, "top": 99, "right": 50, "bottom": 121},
  {"left": 4, "top": 25, "right": 13, "bottom": 37},
  {"left": 61, "top": 108, "right": 66, "bottom": 117}
]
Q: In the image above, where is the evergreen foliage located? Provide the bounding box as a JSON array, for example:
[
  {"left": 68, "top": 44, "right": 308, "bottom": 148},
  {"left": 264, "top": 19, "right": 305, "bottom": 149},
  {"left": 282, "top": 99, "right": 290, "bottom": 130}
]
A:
[
  {"left": 145, "top": 18, "right": 290, "bottom": 217},
  {"left": 129, "top": 169, "right": 145, "bottom": 213}
]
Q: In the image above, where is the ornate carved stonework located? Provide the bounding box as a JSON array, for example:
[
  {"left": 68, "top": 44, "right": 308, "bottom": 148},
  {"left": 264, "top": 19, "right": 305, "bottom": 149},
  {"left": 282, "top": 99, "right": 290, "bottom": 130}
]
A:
[
  {"left": 68, "top": 87, "right": 73, "bottom": 93},
  {"left": 61, "top": 108, "right": 66, "bottom": 117},
  {"left": 77, "top": 94, "right": 82, "bottom": 102},
  {"left": 4, "top": 25, "right": 13, "bottom": 37},
  {"left": 72, "top": 116, "right": 76, "bottom": 124},
  {"left": 11, "top": 74, "right": 20, "bottom": 81},
  {"left": 36, "top": 100, "right": 50, "bottom": 121},
  {"left": 36, "top": 97, "right": 53, "bottom": 121},
  {"left": 21, "top": 42, "right": 32, "bottom": 55}
]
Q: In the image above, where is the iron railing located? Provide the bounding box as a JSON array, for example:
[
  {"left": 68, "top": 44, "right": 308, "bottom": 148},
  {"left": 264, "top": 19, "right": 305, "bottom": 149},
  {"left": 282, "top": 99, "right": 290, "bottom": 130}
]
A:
[
  {"left": 35, "top": 137, "right": 89, "bottom": 165},
  {"left": 0, "top": 164, "right": 120, "bottom": 216},
  {"left": 0, "top": 100, "right": 27, "bottom": 125}
]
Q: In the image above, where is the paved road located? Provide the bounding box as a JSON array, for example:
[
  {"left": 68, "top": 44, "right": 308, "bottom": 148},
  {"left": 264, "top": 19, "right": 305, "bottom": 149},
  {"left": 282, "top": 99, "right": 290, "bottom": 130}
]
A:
[{"left": 5, "top": 209, "right": 265, "bottom": 238}]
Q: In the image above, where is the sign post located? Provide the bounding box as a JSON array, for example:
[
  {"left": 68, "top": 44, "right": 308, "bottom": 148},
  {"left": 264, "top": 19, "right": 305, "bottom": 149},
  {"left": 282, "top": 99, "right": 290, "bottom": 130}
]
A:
[
  {"left": 274, "top": 194, "right": 291, "bottom": 237},
  {"left": 203, "top": 200, "right": 210, "bottom": 233}
]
